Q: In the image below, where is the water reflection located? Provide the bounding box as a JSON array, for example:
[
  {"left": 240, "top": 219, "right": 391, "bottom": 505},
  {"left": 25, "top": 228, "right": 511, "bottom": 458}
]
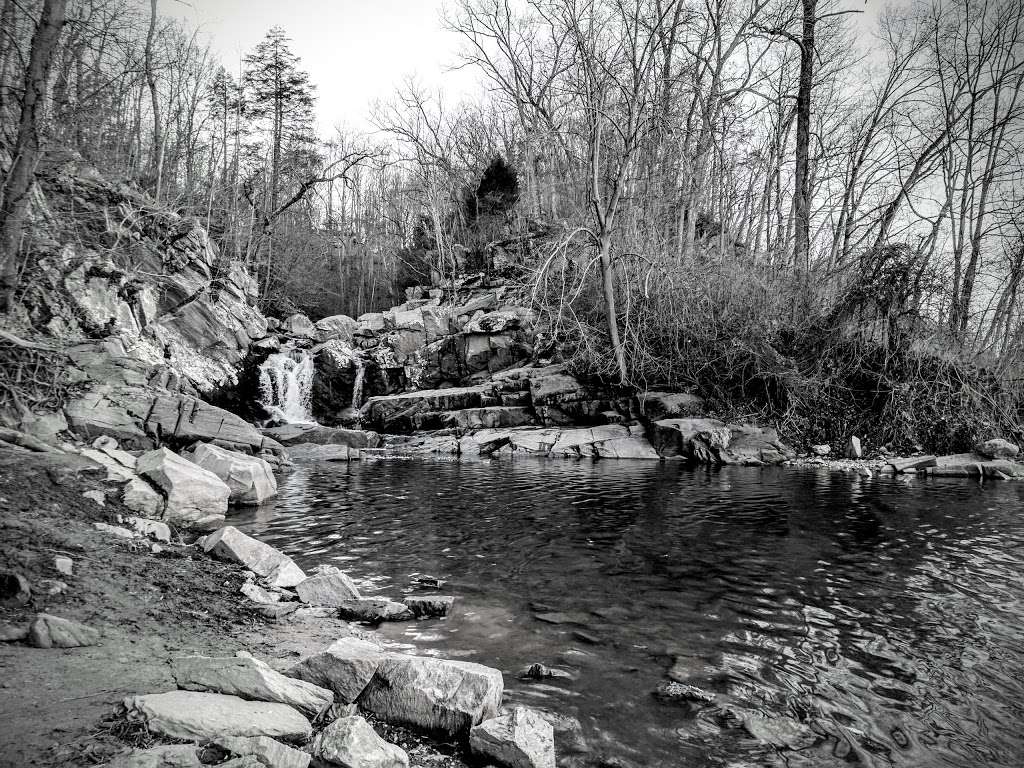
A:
[{"left": 234, "top": 459, "right": 1024, "bottom": 767}]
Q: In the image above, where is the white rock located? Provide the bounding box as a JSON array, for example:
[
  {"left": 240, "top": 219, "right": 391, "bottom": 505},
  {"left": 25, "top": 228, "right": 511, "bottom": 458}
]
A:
[
  {"left": 94, "top": 522, "right": 137, "bottom": 539},
  {"left": 185, "top": 443, "right": 277, "bottom": 506},
  {"left": 28, "top": 613, "right": 100, "bottom": 648},
  {"left": 202, "top": 526, "right": 306, "bottom": 589},
  {"left": 312, "top": 716, "right": 408, "bottom": 768},
  {"left": 80, "top": 448, "right": 137, "bottom": 481},
  {"left": 295, "top": 565, "right": 361, "bottom": 606},
  {"left": 286, "top": 637, "right": 386, "bottom": 704},
  {"left": 122, "top": 477, "right": 165, "bottom": 517},
  {"left": 241, "top": 580, "right": 281, "bottom": 604},
  {"left": 129, "top": 517, "right": 171, "bottom": 542},
  {"left": 469, "top": 708, "right": 556, "bottom": 768},
  {"left": 845, "top": 436, "right": 863, "bottom": 459},
  {"left": 358, "top": 654, "right": 503, "bottom": 735},
  {"left": 54, "top": 556, "right": 73, "bottom": 576},
  {"left": 137, "top": 447, "right": 230, "bottom": 528},
  {"left": 121, "top": 690, "right": 311, "bottom": 742},
  {"left": 83, "top": 489, "right": 106, "bottom": 506},
  {"left": 172, "top": 655, "right": 333, "bottom": 718},
  {"left": 215, "top": 736, "right": 311, "bottom": 768}
]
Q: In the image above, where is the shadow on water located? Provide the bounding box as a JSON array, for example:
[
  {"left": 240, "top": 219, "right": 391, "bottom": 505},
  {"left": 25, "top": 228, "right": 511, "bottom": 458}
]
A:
[{"left": 233, "top": 459, "right": 1024, "bottom": 768}]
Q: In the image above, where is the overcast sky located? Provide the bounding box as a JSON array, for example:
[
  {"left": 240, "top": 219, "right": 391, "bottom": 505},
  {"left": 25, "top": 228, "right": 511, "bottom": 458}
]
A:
[{"left": 173, "top": 0, "right": 479, "bottom": 134}]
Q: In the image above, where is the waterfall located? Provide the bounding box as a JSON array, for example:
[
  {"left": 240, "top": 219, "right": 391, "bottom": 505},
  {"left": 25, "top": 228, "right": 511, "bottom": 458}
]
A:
[
  {"left": 258, "top": 347, "right": 315, "bottom": 423},
  {"left": 351, "top": 356, "right": 367, "bottom": 411}
]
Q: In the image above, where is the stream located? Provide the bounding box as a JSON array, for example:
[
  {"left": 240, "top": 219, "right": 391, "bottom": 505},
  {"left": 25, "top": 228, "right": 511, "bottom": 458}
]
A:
[{"left": 234, "top": 458, "right": 1024, "bottom": 767}]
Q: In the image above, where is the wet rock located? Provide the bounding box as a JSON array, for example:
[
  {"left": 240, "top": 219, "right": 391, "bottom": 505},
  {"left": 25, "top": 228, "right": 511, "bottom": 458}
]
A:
[
  {"left": 107, "top": 744, "right": 203, "bottom": 768},
  {"left": 94, "top": 522, "right": 137, "bottom": 538},
  {"left": 83, "top": 489, "right": 106, "bottom": 506},
  {"left": 202, "top": 526, "right": 306, "bottom": 589},
  {"left": 185, "top": 442, "right": 277, "bottom": 505},
  {"left": 887, "top": 455, "right": 938, "bottom": 473},
  {"left": 286, "top": 637, "right": 386, "bottom": 703},
  {"left": 651, "top": 418, "right": 791, "bottom": 465},
  {"left": 975, "top": 438, "right": 1020, "bottom": 460},
  {"left": 337, "top": 597, "right": 414, "bottom": 623},
  {"left": 402, "top": 595, "right": 455, "bottom": 618},
  {"left": 520, "top": 708, "right": 589, "bottom": 757},
  {"left": 469, "top": 707, "right": 556, "bottom": 768},
  {"left": 241, "top": 581, "right": 281, "bottom": 604},
  {"left": 172, "top": 654, "right": 333, "bottom": 718},
  {"left": 0, "top": 571, "right": 31, "bottom": 606},
  {"left": 215, "top": 735, "right": 311, "bottom": 768},
  {"left": 0, "top": 621, "right": 29, "bottom": 642},
  {"left": 358, "top": 654, "right": 503, "bottom": 736},
  {"left": 518, "top": 663, "right": 574, "bottom": 681},
  {"left": 653, "top": 681, "right": 715, "bottom": 706},
  {"left": 129, "top": 517, "right": 172, "bottom": 542},
  {"left": 410, "top": 575, "right": 446, "bottom": 589},
  {"left": 312, "top": 715, "right": 409, "bottom": 768},
  {"left": 137, "top": 447, "right": 230, "bottom": 528},
  {"left": 844, "top": 436, "right": 862, "bottom": 459},
  {"left": 295, "top": 565, "right": 361, "bottom": 606},
  {"left": 286, "top": 443, "right": 353, "bottom": 462},
  {"left": 122, "top": 477, "right": 166, "bottom": 517},
  {"left": 262, "top": 423, "right": 380, "bottom": 449},
  {"left": 120, "top": 691, "right": 312, "bottom": 742},
  {"left": 28, "top": 613, "right": 100, "bottom": 648},
  {"left": 742, "top": 713, "right": 816, "bottom": 750}
]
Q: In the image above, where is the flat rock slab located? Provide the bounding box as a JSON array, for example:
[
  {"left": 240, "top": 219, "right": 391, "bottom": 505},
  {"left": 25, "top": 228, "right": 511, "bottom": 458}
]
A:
[
  {"left": 312, "top": 715, "right": 408, "bottom": 768},
  {"left": 337, "top": 597, "right": 413, "bottom": 623},
  {"left": 887, "top": 455, "right": 938, "bottom": 473},
  {"left": 215, "top": 736, "right": 311, "bottom": 768},
  {"left": 28, "top": 614, "right": 100, "bottom": 648},
  {"left": 121, "top": 690, "right": 312, "bottom": 743},
  {"left": 173, "top": 655, "right": 333, "bottom": 717},
  {"left": 358, "top": 654, "right": 503, "bottom": 736},
  {"left": 203, "top": 526, "right": 306, "bottom": 588},
  {"left": 287, "top": 637, "right": 386, "bottom": 704},
  {"left": 469, "top": 707, "right": 556, "bottom": 768}
]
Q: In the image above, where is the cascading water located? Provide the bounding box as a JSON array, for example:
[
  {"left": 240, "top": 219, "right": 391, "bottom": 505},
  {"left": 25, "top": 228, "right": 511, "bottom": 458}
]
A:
[
  {"left": 258, "top": 346, "right": 315, "bottom": 423},
  {"left": 351, "top": 356, "right": 367, "bottom": 411}
]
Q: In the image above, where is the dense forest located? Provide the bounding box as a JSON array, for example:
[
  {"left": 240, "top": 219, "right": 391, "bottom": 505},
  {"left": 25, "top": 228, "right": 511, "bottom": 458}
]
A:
[{"left": 1, "top": 0, "right": 1022, "bottom": 450}]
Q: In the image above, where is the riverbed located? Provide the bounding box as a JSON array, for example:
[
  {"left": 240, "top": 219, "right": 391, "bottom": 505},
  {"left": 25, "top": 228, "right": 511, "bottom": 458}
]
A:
[{"left": 235, "top": 459, "right": 1024, "bottom": 767}]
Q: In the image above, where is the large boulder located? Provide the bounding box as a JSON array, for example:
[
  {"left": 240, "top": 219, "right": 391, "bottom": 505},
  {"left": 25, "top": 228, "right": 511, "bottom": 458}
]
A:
[
  {"left": 185, "top": 443, "right": 277, "bottom": 505},
  {"left": 172, "top": 655, "right": 333, "bottom": 717},
  {"left": 120, "top": 691, "right": 312, "bottom": 742},
  {"left": 469, "top": 708, "right": 556, "bottom": 768},
  {"left": 650, "top": 418, "right": 791, "bottom": 465},
  {"left": 975, "top": 438, "right": 1020, "bottom": 460},
  {"left": 295, "top": 565, "right": 361, "bottom": 606},
  {"left": 136, "top": 447, "right": 230, "bottom": 528},
  {"left": 282, "top": 313, "right": 316, "bottom": 338},
  {"left": 202, "top": 526, "right": 306, "bottom": 588},
  {"left": 315, "top": 314, "right": 358, "bottom": 343},
  {"left": 363, "top": 385, "right": 492, "bottom": 432},
  {"left": 311, "top": 716, "right": 408, "bottom": 768},
  {"left": 357, "top": 654, "right": 503, "bottom": 736},
  {"left": 286, "top": 637, "right": 386, "bottom": 704},
  {"left": 262, "top": 423, "right": 380, "bottom": 449}
]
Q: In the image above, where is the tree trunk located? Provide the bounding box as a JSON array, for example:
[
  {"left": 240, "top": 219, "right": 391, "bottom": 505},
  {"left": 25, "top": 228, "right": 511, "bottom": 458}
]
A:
[
  {"left": 0, "top": 0, "right": 67, "bottom": 311},
  {"left": 145, "top": 0, "right": 162, "bottom": 199},
  {"left": 793, "top": 0, "right": 816, "bottom": 273}
]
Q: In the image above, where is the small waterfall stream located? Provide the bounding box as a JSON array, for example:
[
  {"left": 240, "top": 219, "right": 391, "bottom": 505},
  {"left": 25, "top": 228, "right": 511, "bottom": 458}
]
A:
[
  {"left": 258, "top": 346, "right": 315, "bottom": 423},
  {"left": 351, "top": 356, "right": 367, "bottom": 411}
]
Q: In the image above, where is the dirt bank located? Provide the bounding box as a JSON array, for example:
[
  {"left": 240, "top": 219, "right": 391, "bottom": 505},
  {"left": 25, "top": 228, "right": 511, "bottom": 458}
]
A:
[{"left": 0, "top": 448, "right": 466, "bottom": 767}]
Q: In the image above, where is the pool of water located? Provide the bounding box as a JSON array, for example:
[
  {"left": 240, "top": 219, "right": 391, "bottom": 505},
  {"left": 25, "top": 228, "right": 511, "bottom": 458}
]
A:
[{"left": 234, "top": 458, "right": 1024, "bottom": 767}]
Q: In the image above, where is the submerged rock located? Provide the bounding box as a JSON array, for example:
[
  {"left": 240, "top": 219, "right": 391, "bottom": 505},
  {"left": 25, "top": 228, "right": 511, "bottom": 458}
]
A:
[
  {"left": 741, "top": 713, "right": 816, "bottom": 750},
  {"left": 28, "top": 614, "right": 100, "bottom": 648},
  {"left": 286, "top": 637, "right": 386, "bottom": 704},
  {"left": 137, "top": 447, "right": 230, "bottom": 528},
  {"left": 469, "top": 707, "right": 556, "bottom": 768},
  {"left": 202, "top": 526, "right": 306, "bottom": 589},
  {"left": 312, "top": 715, "right": 409, "bottom": 768},
  {"left": 120, "top": 690, "right": 312, "bottom": 742},
  {"left": 653, "top": 681, "right": 715, "bottom": 706},
  {"left": 172, "top": 654, "right": 333, "bottom": 717},
  {"left": 357, "top": 654, "right": 503, "bottom": 736},
  {"left": 402, "top": 595, "right": 455, "bottom": 618},
  {"left": 184, "top": 443, "right": 277, "bottom": 505}
]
